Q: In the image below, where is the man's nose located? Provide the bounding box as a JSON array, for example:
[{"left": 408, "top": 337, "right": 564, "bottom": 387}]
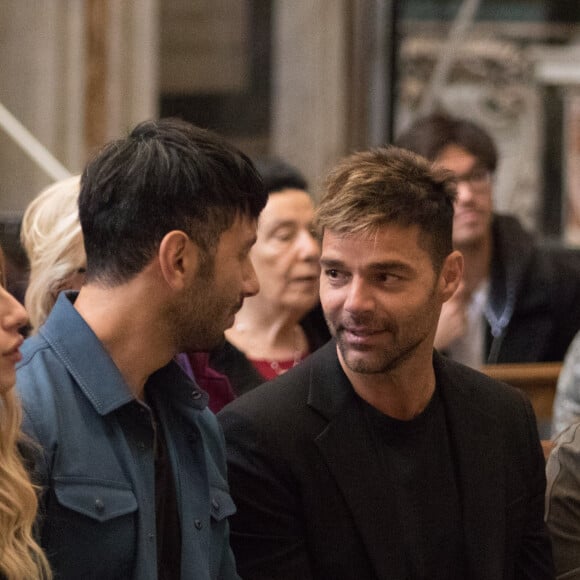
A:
[
  {"left": 343, "top": 277, "right": 373, "bottom": 313},
  {"left": 455, "top": 180, "right": 475, "bottom": 204}
]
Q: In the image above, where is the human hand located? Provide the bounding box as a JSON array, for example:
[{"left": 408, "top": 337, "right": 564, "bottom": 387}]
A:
[{"left": 434, "top": 282, "right": 469, "bottom": 350}]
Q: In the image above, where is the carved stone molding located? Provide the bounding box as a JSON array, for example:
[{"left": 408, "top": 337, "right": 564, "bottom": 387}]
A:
[
  {"left": 399, "top": 36, "right": 533, "bottom": 119},
  {"left": 397, "top": 35, "right": 542, "bottom": 232}
]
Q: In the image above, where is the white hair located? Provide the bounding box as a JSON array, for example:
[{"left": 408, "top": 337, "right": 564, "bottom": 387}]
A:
[{"left": 21, "top": 175, "right": 85, "bottom": 331}]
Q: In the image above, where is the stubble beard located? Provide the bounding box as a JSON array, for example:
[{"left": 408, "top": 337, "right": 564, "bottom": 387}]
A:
[
  {"left": 326, "top": 312, "right": 409, "bottom": 375},
  {"left": 172, "top": 255, "right": 230, "bottom": 353},
  {"left": 328, "top": 285, "right": 439, "bottom": 376},
  {"left": 335, "top": 329, "right": 422, "bottom": 375}
]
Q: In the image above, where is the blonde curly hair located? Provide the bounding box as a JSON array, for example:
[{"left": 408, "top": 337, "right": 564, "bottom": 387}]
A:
[
  {"left": 21, "top": 176, "right": 85, "bottom": 332},
  {"left": 0, "top": 249, "right": 51, "bottom": 579}
]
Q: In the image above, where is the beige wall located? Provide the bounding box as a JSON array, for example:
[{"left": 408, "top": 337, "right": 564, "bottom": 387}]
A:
[
  {"left": 0, "top": 1, "right": 84, "bottom": 215},
  {"left": 0, "top": 1, "right": 361, "bottom": 212},
  {"left": 160, "top": 0, "right": 248, "bottom": 94},
  {"left": 271, "top": 0, "right": 350, "bottom": 194},
  {"left": 0, "top": 0, "right": 157, "bottom": 215}
]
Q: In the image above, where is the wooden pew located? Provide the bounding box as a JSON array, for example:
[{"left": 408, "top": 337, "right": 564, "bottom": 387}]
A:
[
  {"left": 480, "top": 362, "right": 562, "bottom": 459},
  {"left": 480, "top": 362, "right": 562, "bottom": 423}
]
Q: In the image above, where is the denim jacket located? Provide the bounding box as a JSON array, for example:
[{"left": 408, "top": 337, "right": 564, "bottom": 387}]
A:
[{"left": 16, "top": 293, "right": 240, "bottom": 580}]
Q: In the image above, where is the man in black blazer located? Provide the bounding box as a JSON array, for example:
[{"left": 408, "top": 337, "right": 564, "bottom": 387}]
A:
[{"left": 219, "top": 146, "right": 553, "bottom": 579}]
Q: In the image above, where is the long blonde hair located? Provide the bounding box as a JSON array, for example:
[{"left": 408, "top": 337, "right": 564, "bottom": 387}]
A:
[
  {"left": 21, "top": 175, "right": 84, "bottom": 332},
  {"left": 0, "top": 249, "right": 52, "bottom": 579}
]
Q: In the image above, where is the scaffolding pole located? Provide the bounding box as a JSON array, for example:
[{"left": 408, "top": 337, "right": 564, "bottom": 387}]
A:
[{"left": 0, "top": 101, "right": 71, "bottom": 181}]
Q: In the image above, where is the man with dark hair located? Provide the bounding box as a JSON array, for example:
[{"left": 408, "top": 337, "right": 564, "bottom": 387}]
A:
[
  {"left": 16, "top": 118, "right": 267, "bottom": 579},
  {"left": 219, "top": 146, "right": 553, "bottom": 579},
  {"left": 396, "top": 112, "right": 580, "bottom": 367}
]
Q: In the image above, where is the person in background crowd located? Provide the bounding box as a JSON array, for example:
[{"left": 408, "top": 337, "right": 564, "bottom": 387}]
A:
[
  {"left": 20, "top": 175, "right": 85, "bottom": 332},
  {"left": 219, "top": 146, "right": 553, "bottom": 579},
  {"left": 396, "top": 112, "right": 580, "bottom": 368},
  {"left": 551, "top": 330, "right": 580, "bottom": 437},
  {"left": 16, "top": 118, "right": 267, "bottom": 579},
  {"left": 0, "top": 246, "right": 52, "bottom": 580},
  {"left": 210, "top": 157, "right": 330, "bottom": 396},
  {"left": 545, "top": 419, "right": 580, "bottom": 578}
]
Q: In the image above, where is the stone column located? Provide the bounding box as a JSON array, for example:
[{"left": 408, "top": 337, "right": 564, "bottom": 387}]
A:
[
  {"left": 0, "top": 0, "right": 158, "bottom": 214},
  {"left": 271, "top": 0, "right": 350, "bottom": 193},
  {"left": 0, "top": 0, "right": 85, "bottom": 213},
  {"left": 106, "top": 0, "right": 159, "bottom": 143}
]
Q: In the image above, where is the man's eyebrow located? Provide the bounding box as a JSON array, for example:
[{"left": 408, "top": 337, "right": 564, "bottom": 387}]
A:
[
  {"left": 320, "top": 258, "right": 344, "bottom": 269},
  {"left": 320, "top": 258, "right": 414, "bottom": 273},
  {"left": 367, "top": 261, "right": 413, "bottom": 273}
]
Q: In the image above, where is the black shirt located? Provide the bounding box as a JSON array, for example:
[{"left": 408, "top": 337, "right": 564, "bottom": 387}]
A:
[
  {"left": 358, "top": 387, "right": 466, "bottom": 580},
  {"left": 152, "top": 405, "right": 182, "bottom": 580}
]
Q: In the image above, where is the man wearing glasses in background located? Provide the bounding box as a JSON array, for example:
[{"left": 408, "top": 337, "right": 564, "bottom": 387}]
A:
[{"left": 397, "top": 113, "right": 580, "bottom": 368}]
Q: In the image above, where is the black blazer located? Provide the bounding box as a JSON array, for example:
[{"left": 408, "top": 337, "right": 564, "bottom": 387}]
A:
[
  {"left": 219, "top": 341, "right": 554, "bottom": 580},
  {"left": 484, "top": 214, "right": 580, "bottom": 364}
]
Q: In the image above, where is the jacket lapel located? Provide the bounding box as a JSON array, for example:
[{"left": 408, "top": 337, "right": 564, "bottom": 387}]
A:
[
  {"left": 435, "top": 354, "right": 506, "bottom": 580},
  {"left": 308, "top": 341, "right": 406, "bottom": 579},
  {"left": 307, "top": 345, "right": 508, "bottom": 579}
]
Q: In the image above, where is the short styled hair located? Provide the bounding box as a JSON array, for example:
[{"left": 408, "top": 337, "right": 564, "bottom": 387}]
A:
[
  {"left": 395, "top": 112, "right": 498, "bottom": 172},
  {"left": 21, "top": 175, "right": 85, "bottom": 331},
  {"left": 316, "top": 146, "right": 456, "bottom": 270},
  {"left": 79, "top": 118, "right": 267, "bottom": 285}
]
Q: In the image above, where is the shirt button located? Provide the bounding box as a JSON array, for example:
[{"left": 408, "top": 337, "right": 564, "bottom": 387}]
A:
[
  {"left": 95, "top": 499, "right": 105, "bottom": 513},
  {"left": 194, "top": 519, "right": 203, "bottom": 530},
  {"left": 137, "top": 441, "right": 146, "bottom": 451}
]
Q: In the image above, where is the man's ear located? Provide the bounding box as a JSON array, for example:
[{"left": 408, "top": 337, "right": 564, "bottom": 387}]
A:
[
  {"left": 158, "top": 230, "right": 199, "bottom": 290},
  {"left": 439, "top": 250, "right": 464, "bottom": 301}
]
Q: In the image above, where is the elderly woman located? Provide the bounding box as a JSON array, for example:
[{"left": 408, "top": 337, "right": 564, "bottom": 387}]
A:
[
  {"left": 20, "top": 175, "right": 85, "bottom": 332},
  {"left": 209, "top": 158, "right": 329, "bottom": 395},
  {"left": 0, "top": 247, "right": 52, "bottom": 579}
]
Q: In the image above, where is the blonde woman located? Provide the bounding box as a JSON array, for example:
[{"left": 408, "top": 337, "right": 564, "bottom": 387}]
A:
[
  {"left": 20, "top": 175, "right": 85, "bottom": 332},
  {"left": 0, "top": 247, "right": 51, "bottom": 579}
]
